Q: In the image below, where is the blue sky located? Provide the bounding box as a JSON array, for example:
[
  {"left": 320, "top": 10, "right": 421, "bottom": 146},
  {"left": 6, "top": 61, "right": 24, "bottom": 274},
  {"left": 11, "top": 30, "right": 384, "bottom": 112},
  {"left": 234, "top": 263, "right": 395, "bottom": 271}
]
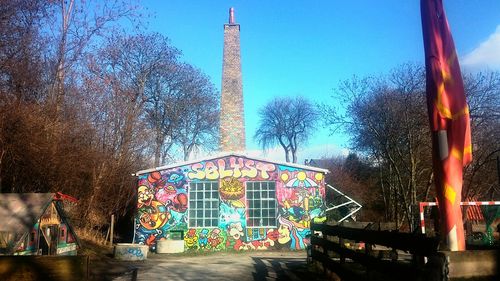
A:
[{"left": 141, "top": 0, "right": 500, "bottom": 162}]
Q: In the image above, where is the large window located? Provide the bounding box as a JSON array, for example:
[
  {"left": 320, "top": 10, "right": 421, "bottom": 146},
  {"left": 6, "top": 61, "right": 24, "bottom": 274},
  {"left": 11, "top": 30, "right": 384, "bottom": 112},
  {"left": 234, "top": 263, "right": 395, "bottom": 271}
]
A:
[
  {"left": 188, "top": 181, "right": 219, "bottom": 228},
  {"left": 246, "top": 181, "right": 277, "bottom": 227}
]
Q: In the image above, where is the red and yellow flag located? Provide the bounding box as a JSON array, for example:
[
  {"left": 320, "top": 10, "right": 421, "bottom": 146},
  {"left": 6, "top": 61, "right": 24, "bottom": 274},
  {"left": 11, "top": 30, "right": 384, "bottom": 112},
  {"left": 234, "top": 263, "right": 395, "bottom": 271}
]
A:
[{"left": 421, "top": 0, "right": 472, "bottom": 251}]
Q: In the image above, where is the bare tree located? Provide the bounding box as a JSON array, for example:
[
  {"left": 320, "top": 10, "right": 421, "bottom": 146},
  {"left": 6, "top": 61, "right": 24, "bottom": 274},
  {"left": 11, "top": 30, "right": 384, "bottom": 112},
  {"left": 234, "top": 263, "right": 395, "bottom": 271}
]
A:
[
  {"left": 462, "top": 71, "right": 500, "bottom": 200},
  {"left": 322, "top": 63, "right": 500, "bottom": 230},
  {"left": 174, "top": 65, "right": 219, "bottom": 161},
  {"left": 254, "top": 96, "right": 318, "bottom": 163},
  {"left": 80, "top": 32, "right": 180, "bottom": 224},
  {"left": 0, "top": 0, "right": 48, "bottom": 103},
  {"left": 144, "top": 62, "right": 219, "bottom": 164},
  {"left": 0, "top": 0, "right": 221, "bottom": 240},
  {"left": 322, "top": 63, "right": 431, "bottom": 230},
  {"left": 46, "top": 0, "right": 139, "bottom": 116}
]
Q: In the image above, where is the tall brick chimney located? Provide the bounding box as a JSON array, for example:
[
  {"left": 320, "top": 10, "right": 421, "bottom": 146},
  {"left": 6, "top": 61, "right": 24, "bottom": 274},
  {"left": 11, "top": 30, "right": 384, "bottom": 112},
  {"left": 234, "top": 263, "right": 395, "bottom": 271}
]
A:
[{"left": 219, "top": 7, "right": 246, "bottom": 152}]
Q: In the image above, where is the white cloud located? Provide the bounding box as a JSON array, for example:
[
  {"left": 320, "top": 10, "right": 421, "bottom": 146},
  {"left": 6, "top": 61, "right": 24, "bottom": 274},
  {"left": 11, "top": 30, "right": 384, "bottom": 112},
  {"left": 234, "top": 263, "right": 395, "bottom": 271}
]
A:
[{"left": 461, "top": 25, "right": 500, "bottom": 70}]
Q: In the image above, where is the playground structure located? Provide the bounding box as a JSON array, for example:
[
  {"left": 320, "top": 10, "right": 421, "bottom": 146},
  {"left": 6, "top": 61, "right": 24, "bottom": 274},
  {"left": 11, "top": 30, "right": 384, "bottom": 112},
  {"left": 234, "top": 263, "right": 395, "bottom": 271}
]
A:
[{"left": 419, "top": 201, "right": 500, "bottom": 246}]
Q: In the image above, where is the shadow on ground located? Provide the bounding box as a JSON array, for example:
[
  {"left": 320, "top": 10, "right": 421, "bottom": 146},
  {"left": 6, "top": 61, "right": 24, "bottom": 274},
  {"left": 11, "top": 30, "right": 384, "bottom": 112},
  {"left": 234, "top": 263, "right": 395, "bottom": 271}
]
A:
[
  {"left": 251, "top": 257, "right": 328, "bottom": 281},
  {"left": 95, "top": 252, "right": 329, "bottom": 281}
]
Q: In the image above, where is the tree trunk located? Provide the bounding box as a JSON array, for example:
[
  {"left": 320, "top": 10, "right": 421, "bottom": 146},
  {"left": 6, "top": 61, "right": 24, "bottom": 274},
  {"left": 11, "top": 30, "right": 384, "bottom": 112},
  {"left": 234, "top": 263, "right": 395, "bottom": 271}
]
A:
[{"left": 291, "top": 148, "right": 297, "bottom": 163}]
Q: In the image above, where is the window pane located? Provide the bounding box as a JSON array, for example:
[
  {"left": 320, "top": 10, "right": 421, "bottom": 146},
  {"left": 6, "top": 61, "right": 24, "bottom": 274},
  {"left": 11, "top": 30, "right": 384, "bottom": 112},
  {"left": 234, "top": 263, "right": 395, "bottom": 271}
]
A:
[
  {"left": 188, "top": 181, "right": 220, "bottom": 228},
  {"left": 245, "top": 181, "right": 277, "bottom": 227},
  {"left": 262, "top": 201, "right": 268, "bottom": 208},
  {"left": 262, "top": 210, "right": 268, "bottom": 217}
]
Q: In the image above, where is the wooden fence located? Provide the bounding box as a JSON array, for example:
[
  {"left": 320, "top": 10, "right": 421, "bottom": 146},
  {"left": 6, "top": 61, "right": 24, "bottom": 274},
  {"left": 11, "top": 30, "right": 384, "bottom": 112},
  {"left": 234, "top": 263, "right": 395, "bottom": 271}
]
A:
[{"left": 310, "top": 223, "right": 448, "bottom": 281}]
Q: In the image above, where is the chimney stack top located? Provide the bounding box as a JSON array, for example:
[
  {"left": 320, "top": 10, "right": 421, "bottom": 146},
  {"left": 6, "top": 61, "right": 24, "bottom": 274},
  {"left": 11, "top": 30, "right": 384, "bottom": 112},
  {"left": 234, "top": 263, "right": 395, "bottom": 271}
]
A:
[{"left": 229, "top": 7, "right": 235, "bottom": 24}]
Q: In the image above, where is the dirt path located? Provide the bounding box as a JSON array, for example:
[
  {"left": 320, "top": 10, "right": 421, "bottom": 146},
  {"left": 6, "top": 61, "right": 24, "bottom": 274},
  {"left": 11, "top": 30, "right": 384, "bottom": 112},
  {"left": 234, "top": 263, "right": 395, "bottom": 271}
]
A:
[{"left": 107, "top": 251, "right": 327, "bottom": 281}]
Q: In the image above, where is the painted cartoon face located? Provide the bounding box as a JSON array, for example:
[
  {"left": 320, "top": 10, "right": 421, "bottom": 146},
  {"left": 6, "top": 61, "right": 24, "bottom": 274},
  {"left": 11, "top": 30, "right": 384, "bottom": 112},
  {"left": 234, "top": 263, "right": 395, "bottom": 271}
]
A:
[
  {"left": 266, "top": 229, "right": 280, "bottom": 241},
  {"left": 278, "top": 224, "right": 291, "bottom": 244},
  {"left": 138, "top": 186, "right": 154, "bottom": 207},
  {"left": 139, "top": 201, "right": 169, "bottom": 230},
  {"left": 167, "top": 172, "right": 184, "bottom": 184},
  {"left": 219, "top": 178, "right": 244, "bottom": 201},
  {"left": 228, "top": 222, "right": 243, "bottom": 240},
  {"left": 210, "top": 228, "right": 221, "bottom": 238},
  {"left": 208, "top": 228, "right": 223, "bottom": 248},
  {"left": 155, "top": 185, "right": 176, "bottom": 203},
  {"left": 171, "top": 193, "right": 188, "bottom": 212},
  {"left": 147, "top": 172, "right": 161, "bottom": 183},
  {"left": 164, "top": 184, "right": 177, "bottom": 195},
  {"left": 199, "top": 229, "right": 209, "bottom": 238},
  {"left": 185, "top": 229, "right": 198, "bottom": 248}
]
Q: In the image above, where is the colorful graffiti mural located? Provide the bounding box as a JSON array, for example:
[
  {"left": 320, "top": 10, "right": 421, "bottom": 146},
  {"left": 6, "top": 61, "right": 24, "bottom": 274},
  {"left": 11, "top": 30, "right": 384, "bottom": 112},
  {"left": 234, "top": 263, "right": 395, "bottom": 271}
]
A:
[
  {"left": 184, "top": 228, "right": 226, "bottom": 251},
  {"left": 135, "top": 155, "right": 326, "bottom": 252},
  {"left": 135, "top": 169, "right": 189, "bottom": 250}
]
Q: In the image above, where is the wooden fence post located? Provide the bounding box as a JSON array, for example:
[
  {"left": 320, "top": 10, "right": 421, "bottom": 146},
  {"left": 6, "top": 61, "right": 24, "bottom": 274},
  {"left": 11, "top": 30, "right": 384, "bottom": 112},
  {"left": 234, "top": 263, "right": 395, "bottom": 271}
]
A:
[
  {"left": 339, "top": 235, "right": 345, "bottom": 264},
  {"left": 110, "top": 214, "right": 114, "bottom": 245}
]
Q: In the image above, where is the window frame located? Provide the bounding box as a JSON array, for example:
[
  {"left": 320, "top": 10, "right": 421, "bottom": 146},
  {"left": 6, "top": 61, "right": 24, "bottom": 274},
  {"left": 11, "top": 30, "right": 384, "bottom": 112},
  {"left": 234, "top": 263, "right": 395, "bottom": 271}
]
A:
[
  {"left": 245, "top": 181, "right": 278, "bottom": 228},
  {"left": 188, "top": 181, "right": 220, "bottom": 228}
]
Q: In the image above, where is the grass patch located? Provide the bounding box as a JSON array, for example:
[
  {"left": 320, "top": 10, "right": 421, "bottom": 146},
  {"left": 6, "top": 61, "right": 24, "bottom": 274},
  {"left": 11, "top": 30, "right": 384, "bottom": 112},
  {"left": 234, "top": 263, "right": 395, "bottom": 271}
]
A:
[{"left": 78, "top": 238, "right": 114, "bottom": 260}]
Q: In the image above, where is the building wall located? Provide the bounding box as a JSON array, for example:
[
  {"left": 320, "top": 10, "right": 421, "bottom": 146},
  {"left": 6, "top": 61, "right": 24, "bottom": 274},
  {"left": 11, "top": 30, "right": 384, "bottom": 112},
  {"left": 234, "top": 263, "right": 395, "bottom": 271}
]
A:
[{"left": 135, "top": 156, "right": 326, "bottom": 251}]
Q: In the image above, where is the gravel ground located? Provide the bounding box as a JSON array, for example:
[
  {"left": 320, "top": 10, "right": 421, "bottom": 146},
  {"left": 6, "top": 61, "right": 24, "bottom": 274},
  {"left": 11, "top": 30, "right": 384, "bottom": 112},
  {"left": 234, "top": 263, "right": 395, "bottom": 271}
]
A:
[{"left": 100, "top": 250, "right": 328, "bottom": 281}]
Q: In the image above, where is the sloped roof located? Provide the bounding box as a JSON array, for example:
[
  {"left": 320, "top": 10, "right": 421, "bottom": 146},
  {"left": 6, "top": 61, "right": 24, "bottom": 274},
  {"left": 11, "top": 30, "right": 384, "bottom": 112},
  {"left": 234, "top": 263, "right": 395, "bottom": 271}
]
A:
[
  {"left": 0, "top": 193, "right": 53, "bottom": 235},
  {"left": 134, "top": 152, "right": 330, "bottom": 176},
  {"left": 305, "top": 158, "right": 334, "bottom": 170}
]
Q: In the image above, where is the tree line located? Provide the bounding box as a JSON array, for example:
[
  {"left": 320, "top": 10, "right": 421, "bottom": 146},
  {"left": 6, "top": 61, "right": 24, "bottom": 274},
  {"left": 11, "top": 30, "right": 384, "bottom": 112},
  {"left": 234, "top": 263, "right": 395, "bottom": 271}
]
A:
[
  {"left": 0, "top": 0, "right": 218, "bottom": 232},
  {"left": 254, "top": 63, "right": 499, "bottom": 230},
  {"left": 2, "top": 1, "right": 499, "bottom": 235},
  {"left": 321, "top": 63, "right": 500, "bottom": 230}
]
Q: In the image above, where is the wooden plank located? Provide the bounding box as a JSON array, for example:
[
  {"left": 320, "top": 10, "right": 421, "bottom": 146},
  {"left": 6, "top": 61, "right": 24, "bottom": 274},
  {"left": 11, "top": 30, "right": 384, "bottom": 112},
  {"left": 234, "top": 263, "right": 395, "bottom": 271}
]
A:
[
  {"left": 311, "top": 223, "right": 439, "bottom": 255},
  {"left": 312, "top": 236, "right": 419, "bottom": 280}
]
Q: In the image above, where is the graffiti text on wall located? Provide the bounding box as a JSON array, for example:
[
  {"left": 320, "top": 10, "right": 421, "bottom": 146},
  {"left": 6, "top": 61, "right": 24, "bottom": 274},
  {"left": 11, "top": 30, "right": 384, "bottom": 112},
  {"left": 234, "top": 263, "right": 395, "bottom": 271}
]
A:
[{"left": 187, "top": 157, "right": 276, "bottom": 180}]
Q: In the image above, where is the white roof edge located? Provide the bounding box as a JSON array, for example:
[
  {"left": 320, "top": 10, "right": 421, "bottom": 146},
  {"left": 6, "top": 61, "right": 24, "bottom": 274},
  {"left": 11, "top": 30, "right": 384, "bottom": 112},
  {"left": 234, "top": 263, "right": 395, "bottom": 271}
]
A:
[{"left": 134, "top": 151, "right": 330, "bottom": 176}]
